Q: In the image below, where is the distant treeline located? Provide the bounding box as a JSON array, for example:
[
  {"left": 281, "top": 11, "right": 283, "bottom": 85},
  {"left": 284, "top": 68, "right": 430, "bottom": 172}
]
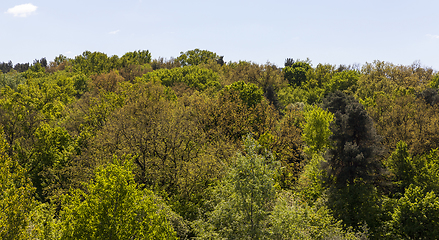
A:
[{"left": 0, "top": 57, "right": 48, "bottom": 73}]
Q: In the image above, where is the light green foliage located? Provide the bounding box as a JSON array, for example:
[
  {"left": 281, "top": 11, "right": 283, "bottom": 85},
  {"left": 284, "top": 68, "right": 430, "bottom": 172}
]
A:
[
  {"left": 0, "top": 130, "right": 35, "bottom": 240},
  {"left": 278, "top": 86, "right": 308, "bottom": 106},
  {"left": 270, "top": 192, "right": 360, "bottom": 240},
  {"left": 302, "top": 105, "right": 334, "bottom": 156},
  {"left": 296, "top": 154, "right": 327, "bottom": 203},
  {"left": 61, "top": 155, "right": 177, "bottom": 240},
  {"left": 177, "top": 48, "right": 220, "bottom": 66},
  {"left": 386, "top": 141, "right": 439, "bottom": 195},
  {"left": 412, "top": 148, "right": 439, "bottom": 193},
  {"left": 27, "top": 203, "right": 62, "bottom": 240},
  {"left": 142, "top": 65, "right": 221, "bottom": 91},
  {"left": 201, "top": 135, "right": 277, "bottom": 239},
  {"left": 390, "top": 185, "right": 439, "bottom": 239},
  {"left": 325, "top": 70, "right": 359, "bottom": 94},
  {"left": 0, "top": 70, "right": 26, "bottom": 90},
  {"left": 23, "top": 62, "right": 46, "bottom": 79},
  {"left": 385, "top": 141, "right": 416, "bottom": 195},
  {"left": 430, "top": 73, "right": 439, "bottom": 88},
  {"left": 225, "top": 80, "right": 264, "bottom": 107},
  {"left": 72, "top": 51, "right": 119, "bottom": 75},
  {"left": 296, "top": 105, "right": 333, "bottom": 202}
]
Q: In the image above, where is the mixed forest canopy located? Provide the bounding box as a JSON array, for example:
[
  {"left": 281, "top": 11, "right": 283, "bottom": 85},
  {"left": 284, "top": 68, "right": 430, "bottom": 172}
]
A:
[{"left": 1, "top": 48, "right": 439, "bottom": 239}]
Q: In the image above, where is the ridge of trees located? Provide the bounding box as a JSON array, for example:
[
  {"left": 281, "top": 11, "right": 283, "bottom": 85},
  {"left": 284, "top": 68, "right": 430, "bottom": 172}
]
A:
[{"left": 1, "top": 49, "right": 439, "bottom": 239}]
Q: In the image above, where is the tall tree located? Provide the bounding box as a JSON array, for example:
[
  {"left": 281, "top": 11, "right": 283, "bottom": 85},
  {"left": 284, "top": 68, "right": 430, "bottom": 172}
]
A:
[
  {"left": 322, "top": 91, "right": 383, "bottom": 186},
  {"left": 322, "top": 91, "right": 384, "bottom": 235}
]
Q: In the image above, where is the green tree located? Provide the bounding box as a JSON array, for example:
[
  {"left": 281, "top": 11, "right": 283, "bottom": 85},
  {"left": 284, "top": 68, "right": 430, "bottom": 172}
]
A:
[
  {"left": 302, "top": 105, "right": 334, "bottom": 156},
  {"left": 61, "top": 155, "right": 177, "bottom": 240},
  {"left": 176, "top": 49, "right": 220, "bottom": 66},
  {"left": 119, "top": 50, "right": 151, "bottom": 67},
  {"left": 0, "top": 129, "right": 35, "bottom": 240},
  {"left": 225, "top": 80, "right": 264, "bottom": 107},
  {"left": 141, "top": 65, "right": 221, "bottom": 92},
  {"left": 270, "top": 192, "right": 361, "bottom": 240},
  {"left": 385, "top": 141, "right": 415, "bottom": 196},
  {"left": 282, "top": 60, "right": 312, "bottom": 87},
  {"left": 389, "top": 185, "right": 439, "bottom": 239},
  {"left": 199, "top": 135, "right": 277, "bottom": 239},
  {"left": 72, "top": 51, "right": 119, "bottom": 76},
  {"left": 0, "top": 70, "right": 26, "bottom": 90}
]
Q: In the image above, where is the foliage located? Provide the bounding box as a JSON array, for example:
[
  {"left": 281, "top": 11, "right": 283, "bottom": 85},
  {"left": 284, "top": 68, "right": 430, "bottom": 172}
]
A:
[
  {"left": 3, "top": 49, "right": 439, "bottom": 239},
  {"left": 368, "top": 92, "right": 439, "bottom": 155},
  {"left": 270, "top": 192, "right": 361, "bottom": 240},
  {"left": 225, "top": 80, "right": 264, "bottom": 107},
  {"left": 0, "top": 70, "right": 26, "bottom": 90},
  {"left": 302, "top": 105, "right": 334, "bottom": 156},
  {"left": 119, "top": 50, "right": 152, "bottom": 67},
  {"left": 389, "top": 185, "right": 439, "bottom": 239},
  {"left": 72, "top": 51, "right": 119, "bottom": 76},
  {"left": 0, "top": 129, "right": 35, "bottom": 240},
  {"left": 322, "top": 91, "right": 384, "bottom": 236},
  {"left": 141, "top": 65, "right": 221, "bottom": 91},
  {"left": 27, "top": 203, "right": 62, "bottom": 240},
  {"left": 296, "top": 153, "right": 327, "bottom": 203},
  {"left": 282, "top": 60, "right": 312, "bottom": 87},
  {"left": 198, "top": 135, "right": 277, "bottom": 239},
  {"left": 322, "top": 91, "right": 383, "bottom": 186},
  {"left": 176, "top": 48, "right": 220, "bottom": 66},
  {"left": 61, "top": 155, "right": 177, "bottom": 240}
]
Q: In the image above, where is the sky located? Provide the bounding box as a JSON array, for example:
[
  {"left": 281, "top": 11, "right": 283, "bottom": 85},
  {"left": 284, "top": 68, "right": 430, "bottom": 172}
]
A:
[{"left": 1, "top": 0, "right": 439, "bottom": 70}]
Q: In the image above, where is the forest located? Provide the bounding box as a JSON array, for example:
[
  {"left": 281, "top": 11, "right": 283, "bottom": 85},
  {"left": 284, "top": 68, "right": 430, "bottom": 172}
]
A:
[{"left": 1, "top": 49, "right": 439, "bottom": 239}]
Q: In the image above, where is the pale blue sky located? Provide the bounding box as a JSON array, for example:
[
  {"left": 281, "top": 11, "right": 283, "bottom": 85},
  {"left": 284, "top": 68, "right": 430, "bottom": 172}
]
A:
[{"left": 2, "top": 0, "right": 439, "bottom": 69}]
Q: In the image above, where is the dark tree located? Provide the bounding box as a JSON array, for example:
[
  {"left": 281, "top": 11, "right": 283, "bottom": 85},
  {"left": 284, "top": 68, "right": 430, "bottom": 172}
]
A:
[
  {"left": 14, "top": 63, "right": 30, "bottom": 72},
  {"left": 322, "top": 91, "right": 383, "bottom": 186},
  {"left": 32, "top": 58, "right": 47, "bottom": 68},
  {"left": 216, "top": 56, "right": 225, "bottom": 66},
  {"left": 0, "top": 61, "right": 13, "bottom": 73},
  {"left": 284, "top": 58, "right": 295, "bottom": 67},
  {"left": 322, "top": 91, "right": 384, "bottom": 236},
  {"left": 416, "top": 88, "right": 439, "bottom": 106},
  {"left": 264, "top": 84, "right": 282, "bottom": 110}
]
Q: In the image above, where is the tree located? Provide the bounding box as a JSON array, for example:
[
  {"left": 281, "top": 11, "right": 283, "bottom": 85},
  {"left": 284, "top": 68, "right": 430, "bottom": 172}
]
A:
[
  {"left": 301, "top": 105, "right": 334, "bottom": 156},
  {"left": 389, "top": 185, "right": 439, "bottom": 239},
  {"left": 0, "top": 129, "right": 35, "bottom": 240},
  {"left": 284, "top": 58, "right": 295, "bottom": 67},
  {"left": 322, "top": 91, "right": 383, "bottom": 186},
  {"left": 322, "top": 91, "right": 384, "bottom": 235},
  {"left": 198, "top": 135, "right": 277, "bottom": 239},
  {"left": 176, "top": 49, "right": 220, "bottom": 66},
  {"left": 225, "top": 81, "right": 264, "bottom": 107},
  {"left": 270, "top": 192, "right": 361, "bottom": 240},
  {"left": 61, "top": 155, "right": 177, "bottom": 240},
  {"left": 282, "top": 60, "right": 312, "bottom": 87},
  {"left": 385, "top": 141, "right": 415, "bottom": 196},
  {"left": 72, "top": 51, "right": 119, "bottom": 76},
  {"left": 141, "top": 65, "right": 221, "bottom": 92},
  {"left": 119, "top": 50, "right": 151, "bottom": 68}
]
